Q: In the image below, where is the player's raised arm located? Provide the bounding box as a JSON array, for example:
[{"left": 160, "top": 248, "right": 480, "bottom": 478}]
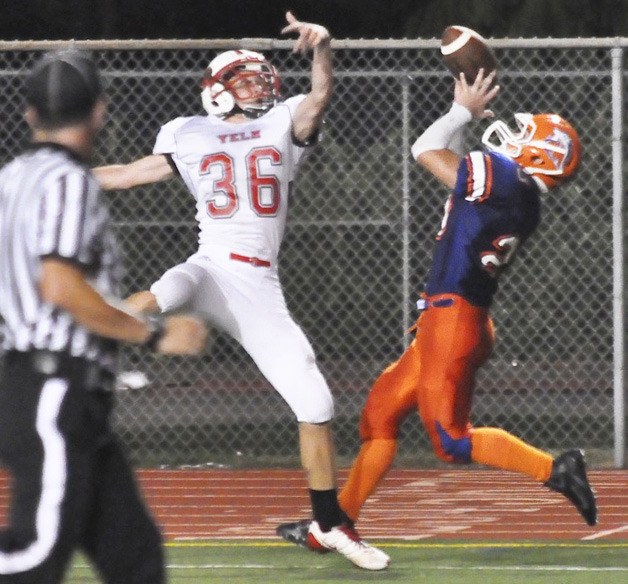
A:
[
  {"left": 281, "top": 11, "right": 333, "bottom": 143},
  {"left": 93, "top": 153, "right": 175, "bottom": 191},
  {"left": 411, "top": 69, "right": 500, "bottom": 189}
]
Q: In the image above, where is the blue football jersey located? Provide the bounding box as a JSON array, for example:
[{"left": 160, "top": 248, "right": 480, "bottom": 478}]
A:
[{"left": 424, "top": 150, "right": 541, "bottom": 307}]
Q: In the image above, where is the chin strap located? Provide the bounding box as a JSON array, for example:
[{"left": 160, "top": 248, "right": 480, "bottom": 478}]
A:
[
  {"left": 529, "top": 173, "right": 549, "bottom": 193},
  {"left": 242, "top": 108, "right": 267, "bottom": 119},
  {"left": 221, "top": 103, "right": 272, "bottom": 120}
]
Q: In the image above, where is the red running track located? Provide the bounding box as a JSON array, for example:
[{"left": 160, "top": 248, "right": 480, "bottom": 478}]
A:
[{"left": 1, "top": 469, "right": 626, "bottom": 541}]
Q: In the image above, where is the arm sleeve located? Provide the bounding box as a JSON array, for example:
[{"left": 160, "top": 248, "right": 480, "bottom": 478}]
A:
[{"left": 411, "top": 102, "right": 473, "bottom": 159}]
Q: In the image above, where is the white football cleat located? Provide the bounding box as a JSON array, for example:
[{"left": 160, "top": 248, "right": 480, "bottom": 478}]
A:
[
  {"left": 306, "top": 521, "right": 390, "bottom": 570},
  {"left": 115, "top": 370, "right": 149, "bottom": 390}
]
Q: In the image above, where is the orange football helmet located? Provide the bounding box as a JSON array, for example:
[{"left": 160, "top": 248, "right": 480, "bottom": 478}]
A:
[{"left": 481, "top": 113, "right": 581, "bottom": 191}]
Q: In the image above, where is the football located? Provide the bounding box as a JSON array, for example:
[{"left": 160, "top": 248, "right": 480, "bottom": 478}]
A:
[{"left": 440, "top": 25, "right": 497, "bottom": 81}]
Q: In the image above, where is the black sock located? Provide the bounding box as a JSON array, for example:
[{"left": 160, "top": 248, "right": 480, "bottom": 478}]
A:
[
  {"left": 309, "top": 489, "right": 342, "bottom": 532},
  {"left": 339, "top": 509, "right": 354, "bottom": 528}
]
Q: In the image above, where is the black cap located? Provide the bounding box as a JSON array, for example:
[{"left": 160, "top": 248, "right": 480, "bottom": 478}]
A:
[{"left": 25, "top": 50, "right": 104, "bottom": 129}]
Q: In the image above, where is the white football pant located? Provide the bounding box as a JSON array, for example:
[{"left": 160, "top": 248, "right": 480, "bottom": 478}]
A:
[{"left": 150, "top": 251, "right": 334, "bottom": 423}]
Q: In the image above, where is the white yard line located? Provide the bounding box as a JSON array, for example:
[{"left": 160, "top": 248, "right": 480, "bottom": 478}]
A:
[
  {"left": 581, "top": 524, "right": 628, "bottom": 540},
  {"left": 72, "top": 562, "right": 626, "bottom": 572},
  {"left": 434, "top": 565, "right": 627, "bottom": 572}
]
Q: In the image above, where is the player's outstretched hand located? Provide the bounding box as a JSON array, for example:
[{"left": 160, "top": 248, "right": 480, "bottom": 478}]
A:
[
  {"left": 454, "top": 68, "right": 500, "bottom": 119},
  {"left": 281, "top": 11, "right": 330, "bottom": 54},
  {"left": 157, "top": 315, "right": 207, "bottom": 355}
]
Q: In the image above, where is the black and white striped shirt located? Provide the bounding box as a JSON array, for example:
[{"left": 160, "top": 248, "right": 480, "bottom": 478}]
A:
[{"left": 0, "top": 143, "right": 123, "bottom": 370}]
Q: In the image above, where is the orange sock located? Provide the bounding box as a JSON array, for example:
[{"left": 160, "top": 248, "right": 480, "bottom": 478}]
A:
[
  {"left": 470, "top": 427, "right": 553, "bottom": 481},
  {"left": 338, "top": 438, "right": 397, "bottom": 522}
]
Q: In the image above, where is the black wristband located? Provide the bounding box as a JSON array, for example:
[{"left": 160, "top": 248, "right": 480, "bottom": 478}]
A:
[{"left": 143, "top": 317, "right": 166, "bottom": 352}]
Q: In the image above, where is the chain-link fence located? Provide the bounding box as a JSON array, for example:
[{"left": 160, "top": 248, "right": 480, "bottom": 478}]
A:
[{"left": 0, "top": 38, "right": 625, "bottom": 468}]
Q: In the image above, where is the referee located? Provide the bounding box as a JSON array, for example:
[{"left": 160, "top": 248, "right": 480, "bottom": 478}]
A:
[{"left": 0, "top": 51, "right": 206, "bottom": 583}]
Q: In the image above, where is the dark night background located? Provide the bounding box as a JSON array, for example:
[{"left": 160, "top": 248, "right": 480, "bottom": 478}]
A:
[{"left": 2, "top": 0, "right": 627, "bottom": 40}]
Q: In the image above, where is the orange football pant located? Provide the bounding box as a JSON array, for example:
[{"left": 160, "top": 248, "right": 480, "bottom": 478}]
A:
[{"left": 338, "top": 294, "right": 553, "bottom": 522}]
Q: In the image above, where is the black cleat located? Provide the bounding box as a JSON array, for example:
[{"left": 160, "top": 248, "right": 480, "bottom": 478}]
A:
[
  {"left": 544, "top": 449, "right": 598, "bottom": 526},
  {"left": 276, "top": 519, "right": 311, "bottom": 547}
]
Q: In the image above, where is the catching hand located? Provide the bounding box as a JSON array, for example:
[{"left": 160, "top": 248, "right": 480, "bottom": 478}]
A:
[
  {"left": 454, "top": 69, "right": 500, "bottom": 119},
  {"left": 280, "top": 11, "right": 330, "bottom": 54}
]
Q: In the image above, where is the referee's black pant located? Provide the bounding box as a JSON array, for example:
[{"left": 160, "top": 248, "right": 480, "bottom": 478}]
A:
[{"left": 0, "top": 351, "right": 164, "bottom": 584}]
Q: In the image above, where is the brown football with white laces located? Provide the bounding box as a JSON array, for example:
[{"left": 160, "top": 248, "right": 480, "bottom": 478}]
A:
[{"left": 441, "top": 25, "right": 497, "bottom": 81}]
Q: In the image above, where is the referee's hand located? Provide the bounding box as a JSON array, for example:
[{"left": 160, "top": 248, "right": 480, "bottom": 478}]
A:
[{"left": 157, "top": 315, "right": 208, "bottom": 355}]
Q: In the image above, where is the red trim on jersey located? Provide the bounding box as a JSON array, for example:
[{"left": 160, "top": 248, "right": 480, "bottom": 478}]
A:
[
  {"left": 465, "top": 153, "right": 494, "bottom": 203},
  {"left": 478, "top": 153, "right": 493, "bottom": 202},
  {"left": 465, "top": 155, "right": 474, "bottom": 197}
]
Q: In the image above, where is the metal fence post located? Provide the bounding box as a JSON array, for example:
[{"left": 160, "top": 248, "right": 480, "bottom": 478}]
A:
[
  {"left": 401, "top": 75, "right": 412, "bottom": 346},
  {"left": 611, "top": 46, "right": 625, "bottom": 468}
]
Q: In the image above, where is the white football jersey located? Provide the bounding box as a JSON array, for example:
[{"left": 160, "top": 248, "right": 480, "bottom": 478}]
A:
[{"left": 154, "top": 95, "right": 309, "bottom": 262}]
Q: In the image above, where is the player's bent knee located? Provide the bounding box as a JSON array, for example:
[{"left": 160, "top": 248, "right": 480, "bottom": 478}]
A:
[
  {"left": 297, "top": 397, "right": 334, "bottom": 424},
  {"left": 284, "top": 361, "right": 334, "bottom": 423},
  {"left": 435, "top": 422, "right": 472, "bottom": 463},
  {"left": 359, "top": 413, "right": 400, "bottom": 442},
  {"left": 288, "top": 375, "right": 334, "bottom": 424},
  {"left": 358, "top": 395, "right": 406, "bottom": 442},
  {"left": 150, "top": 264, "right": 203, "bottom": 312}
]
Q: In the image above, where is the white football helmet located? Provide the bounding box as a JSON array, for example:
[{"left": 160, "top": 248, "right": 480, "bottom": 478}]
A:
[
  {"left": 481, "top": 113, "right": 581, "bottom": 192},
  {"left": 200, "top": 49, "right": 280, "bottom": 119}
]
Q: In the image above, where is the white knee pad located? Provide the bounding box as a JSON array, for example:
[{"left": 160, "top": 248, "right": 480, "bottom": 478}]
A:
[
  {"left": 283, "top": 354, "right": 335, "bottom": 424},
  {"left": 297, "top": 389, "right": 335, "bottom": 424},
  {"left": 150, "top": 262, "right": 207, "bottom": 312}
]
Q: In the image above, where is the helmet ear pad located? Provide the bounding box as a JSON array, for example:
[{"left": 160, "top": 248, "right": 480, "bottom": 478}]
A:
[{"left": 201, "top": 83, "right": 235, "bottom": 117}]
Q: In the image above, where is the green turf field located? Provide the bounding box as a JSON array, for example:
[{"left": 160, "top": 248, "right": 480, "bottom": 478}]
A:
[{"left": 65, "top": 541, "right": 627, "bottom": 583}]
